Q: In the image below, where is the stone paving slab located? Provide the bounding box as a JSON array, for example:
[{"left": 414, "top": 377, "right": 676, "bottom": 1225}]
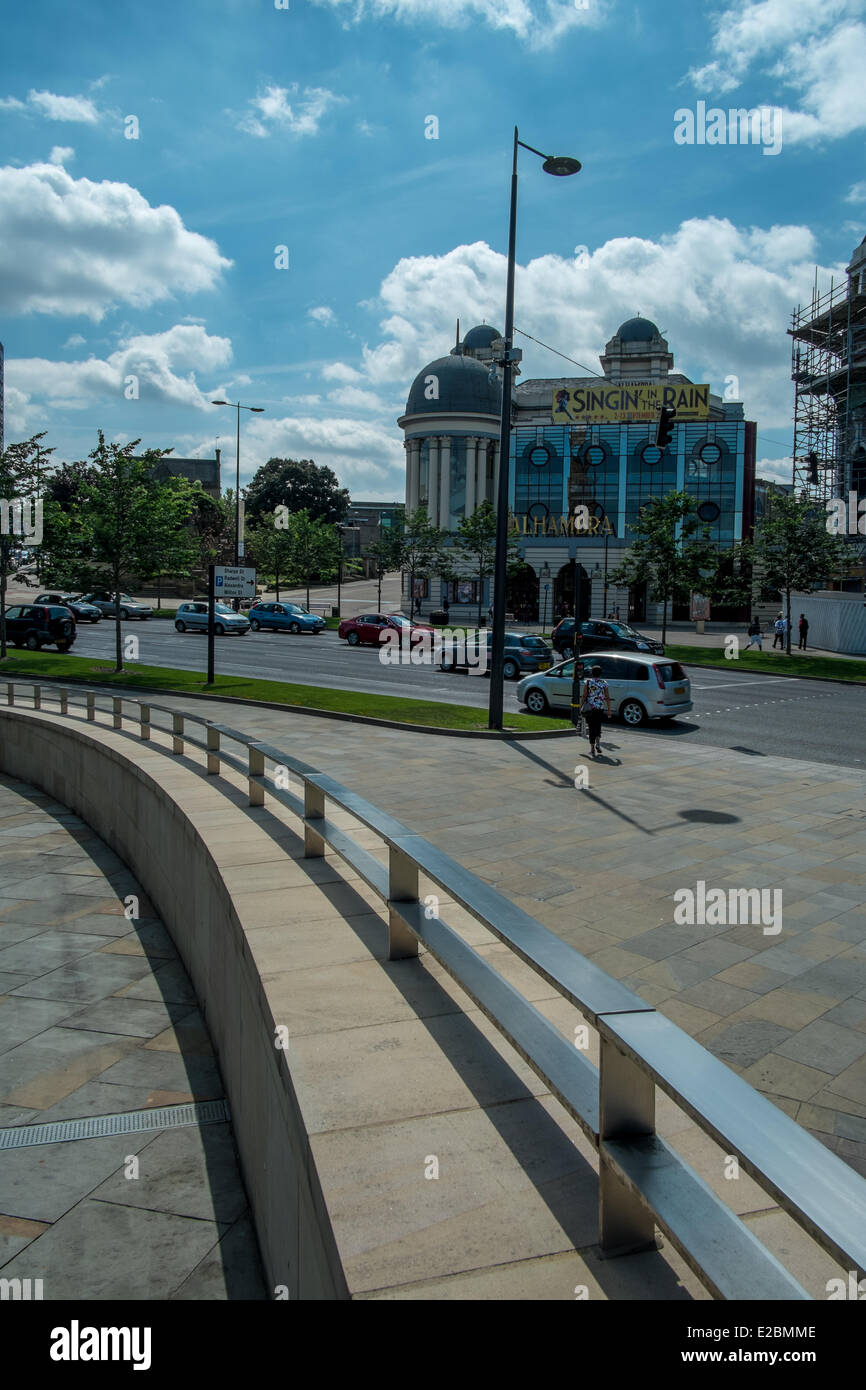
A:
[{"left": 0, "top": 776, "right": 266, "bottom": 1300}]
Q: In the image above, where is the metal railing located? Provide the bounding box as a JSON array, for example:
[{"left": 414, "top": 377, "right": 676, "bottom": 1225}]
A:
[{"left": 3, "top": 679, "right": 866, "bottom": 1300}]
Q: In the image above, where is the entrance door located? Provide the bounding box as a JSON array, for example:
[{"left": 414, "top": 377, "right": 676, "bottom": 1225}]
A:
[{"left": 555, "top": 563, "right": 591, "bottom": 622}]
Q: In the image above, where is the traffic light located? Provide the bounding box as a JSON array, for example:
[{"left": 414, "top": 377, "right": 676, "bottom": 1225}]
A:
[
  {"left": 656, "top": 406, "right": 677, "bottom": 450},
  {"left": 808, "top": 451, "right": 819, "bottom": 485}
]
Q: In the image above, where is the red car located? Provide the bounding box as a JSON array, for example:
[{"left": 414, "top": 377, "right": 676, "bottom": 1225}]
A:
[{"left": 338, "top": 612, "right": 435, "bottom": 647}]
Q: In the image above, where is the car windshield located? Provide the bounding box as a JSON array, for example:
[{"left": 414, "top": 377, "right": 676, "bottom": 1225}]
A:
[
  {"left": 609, "top": 622, "right": 641, "bottom": 638},
  {"left": 520, "top": 636, "right": 550, "bottom": 649},
  {"left": 389, "top": 615, "right": 410, "bottom": 626},
  {"left": 214, "top": 602, "right": 235, "bottom": 614}
]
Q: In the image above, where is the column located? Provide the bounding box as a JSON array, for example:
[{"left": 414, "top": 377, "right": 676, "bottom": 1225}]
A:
[
  {"left": 478, "top": 440, "right": 489, "bottom": 505},
  {"left": 465, "top": 436, "right": 477, "bottom": 515},
  {"left": 427, "top": 436, "right": 439, "bottom": 527},
  {"left": 408, "top": 439, "right": 421, "bottom": 513},
  {"left": 439, "top": 435, "right": 451, "bottom": 531},
  {"left": 403, "top": 440, "right": 412, "bottom": 512}
]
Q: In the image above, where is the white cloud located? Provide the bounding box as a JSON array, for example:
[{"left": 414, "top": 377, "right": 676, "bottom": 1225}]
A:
[
  {"left": 312, "top": 0, "right": 602, "bottom": 48},
  {"left": 308, "top": 305, "right": 337, "bottom": 326},
  {"left": 756, "top": 456, "right": 794, "bottom": 485},
  {"left": 6, "top": 326, "right": 234, "bottom": 425},
  {"left": 49, "top": 146, "right": 74, "bottom": 165},
  {"left": 0, "top": 160, "right": 232, "bottom": 319},
  {"left": 355, "top": 119, "right": 375, "bottom": 136},
  {"left": 0, "top": 89, "right": 101, "bottom": 123},
  {"left": 236, "top": 84, "right": 346, "bottom": 138},
  {"left": 846, "top": 182, "right": 866, "bottom": 203},
  {"left": 326, "top": 384, "right": 392, "bottom": 411},
  {"left": 62, "top": 333, "right": 86, "bottom": 348},
  {"left": 322, "top": 362, "right": 362, "bottom": 382},
  {"left": 688, "top": 1, "right": 866, "bottom": 143}
]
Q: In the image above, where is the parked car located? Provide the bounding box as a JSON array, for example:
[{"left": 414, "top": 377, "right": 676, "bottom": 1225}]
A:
[
  {"left": 440, "top": 631, "right": 554, "bottom": 680},
  {"left": 3, "top": 603, "right": 77, "bottom": 652},
  {"left": 338, "top": 613, "right": 435, "bottom": 647},
  {"left": 248, "top": 602, "right": 325, "bottom": 634},
  {"left": 34, "top": 592, "right": 102, "bottom": 623},
  {"left": 174, "top": 601, "right": 250, "bottom": 635},
  {"left": 517, "top": 651, "right": 692, "bottom": 725},
  {"left": 550, "top": 617, "right": 664, "bottom": 659},
  {"left": 80, "top": 591, "right": 153, "bottom": 620}
]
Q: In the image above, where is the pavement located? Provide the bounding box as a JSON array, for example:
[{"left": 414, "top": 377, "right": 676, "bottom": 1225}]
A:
[
  {"left": 85, "top": 688, "right": 866, "bottom": 1183},
  {"left": 0, "top": 775, "right": 266, "bottom": 1300}
]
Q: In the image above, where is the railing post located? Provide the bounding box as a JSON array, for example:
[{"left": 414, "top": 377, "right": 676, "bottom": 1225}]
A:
[
  {"left": 7, "top": 683, "right": 13, "bottom": 706},
  {"left": 249, "top": 744, "right": 265, "bottom": 806},
  {"left": 113, "top": 697, "right": 122, "bottom": 729},
  {"left": 388, "top": 845, "right": 420, "bottom": 961},
  {"left": 33, "top": 686, "right": 41, "bottom": 710},
  {"left": 86, "top": 692, "right": 95, "bottom": 722},
  {"left": 598, "top": 1033, "right": 657, "bottom": 1258},
  {"left": 206, "top": 725, "right": 220, "bottom": 774},
  {"left": 139, "top": 703, "right": 151, "bottom": 740},
  {"left": 304, "top": 779, "right": 325, "bottom": 857},
  {"left": 59, "top": 689, "right": 68, "bottom": 716},
  {"left": 172, "top": 712, "right": 184, "bottom": 755}
]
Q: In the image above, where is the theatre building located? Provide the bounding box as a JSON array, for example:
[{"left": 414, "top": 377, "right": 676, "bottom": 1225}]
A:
[{"left": 397, "top": 317, "right": 756, "bottom": 625}]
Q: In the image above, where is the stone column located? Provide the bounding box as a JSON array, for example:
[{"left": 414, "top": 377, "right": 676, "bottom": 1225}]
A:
[
  {"left": 438, "top": 435, "right": 451, "bottom": 531},
  {"left": 465, "top": 436, "right": 477, "bottom": 515},
  {"left": 407, "top": 438, "right": 421, "bottom": 513},
  {"left": 427, "top": 436, "right": 439, "bottom": 527}
]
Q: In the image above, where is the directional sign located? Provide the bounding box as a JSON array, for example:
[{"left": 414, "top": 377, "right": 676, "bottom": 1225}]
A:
[{"left": 214, "top": 565, "right": 256, "bottom": 599}]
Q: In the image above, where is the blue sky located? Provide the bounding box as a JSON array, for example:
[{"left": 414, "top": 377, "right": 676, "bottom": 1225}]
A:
[{"left": 1, "top": 0, "right": 864, "bottom": 497}]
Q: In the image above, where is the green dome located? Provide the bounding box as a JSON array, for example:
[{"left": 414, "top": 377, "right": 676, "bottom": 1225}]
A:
[{"left": 406, "top": 354, "right": 502, "bottom": 416}]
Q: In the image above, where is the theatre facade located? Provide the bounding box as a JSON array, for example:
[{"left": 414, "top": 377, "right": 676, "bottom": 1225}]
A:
[{"left": 396, "top": 317, "right": 756, "bottom": 625}]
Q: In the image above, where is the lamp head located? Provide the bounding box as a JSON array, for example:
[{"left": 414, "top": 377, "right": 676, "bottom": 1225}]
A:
[
  {"left": 211, "top": 399, "right": 228, "bottom": 406},
  {"left": 542, "top": 155, "right": 581, "bottom": 177}
]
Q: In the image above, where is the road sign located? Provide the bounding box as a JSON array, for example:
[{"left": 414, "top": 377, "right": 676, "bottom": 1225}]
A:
[{"left": 213, "top": 565, "right": 256, "bottom": 599}]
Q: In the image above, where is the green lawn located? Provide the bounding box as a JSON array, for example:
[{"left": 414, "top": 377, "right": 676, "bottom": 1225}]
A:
[
  {"left": 666, "top": 644, "right": 866, "bottom": 683},
  {"left": 0, "top": 650, "right": 563, "bottom": 732}
]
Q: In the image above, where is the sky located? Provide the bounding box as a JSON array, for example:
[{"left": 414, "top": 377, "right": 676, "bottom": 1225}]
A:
[{"left": 1, "top": 0, "right": 864, "bottom": 498}]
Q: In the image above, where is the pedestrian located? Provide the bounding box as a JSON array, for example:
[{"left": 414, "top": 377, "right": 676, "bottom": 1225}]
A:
[
  {"left": 487, "top": 603, "right": 493, "bottom": 626},
  {"left": 580, "top": 662, "right": 611, "bottom": 758},
  {"left": 772, "top": 613, "right": 785, "bottom": 649},
  {"left": 442, "top": 597, "right": 450, "bottom": 621},
  {"left": 746, "top": 616, "right": 762, "bottom": 651},
  {"left": 798, "top": 613, "right": 809, "bottom": 650}
]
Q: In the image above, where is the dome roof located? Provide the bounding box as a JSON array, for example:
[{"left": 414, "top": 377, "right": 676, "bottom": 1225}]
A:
[
  {"left": 406, "top": 354, "right": 502, "bottom": 416},
  {"left": 462, "top": 324, "right": 501, "bottom": 350},
  {"left": 616, "top": 316, "right": 661, "bottom": 342}
]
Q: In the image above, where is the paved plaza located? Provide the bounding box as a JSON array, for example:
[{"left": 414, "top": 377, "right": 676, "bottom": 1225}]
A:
[{"left": 0, "top": 775, "right": 266, "bottom": 1300}]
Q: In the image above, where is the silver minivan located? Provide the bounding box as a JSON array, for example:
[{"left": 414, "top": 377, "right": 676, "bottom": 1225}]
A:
[
  {"left": 175, "top": 601, "right": 250, "bottom": 635},
  {"left": 516, "top": 651, "right": 693, "bottom": 725}
]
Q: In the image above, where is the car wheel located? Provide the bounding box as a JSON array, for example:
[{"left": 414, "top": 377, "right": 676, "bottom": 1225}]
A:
[
  {"left": 250, "top": 618, "right": 261, "bottom": 631},
  {"left": 214, "top": 623, "right": 224, "bottom": 636},
  {"left": 175, "top": 621, "right": 186, "bottom": 633},
  {"left": 525, "top": 688, "right": 549, "bottom": 714},
  {"left": 289, "top": 622, "right": 301, "bottom": 634},
  {"left": 347, "top": 631, "right": 360, "bottom": 646},
  {"left": 503, "top": 658, "right": 519, "bottom": 680},
  {"left": 26, "top": 634, "right": 39, "bottom": 650},
  {"left": 561, "top": 644, "right": 574, "bottom": 659},
  {"left": 56, "top": 641, "right": 71, "bottom": 653},
  {"left": 119, "top": 608, "right": 129, "bottom": 620},
  {"left": 621, "top": 699, "right": 647, "bottom": 727}
]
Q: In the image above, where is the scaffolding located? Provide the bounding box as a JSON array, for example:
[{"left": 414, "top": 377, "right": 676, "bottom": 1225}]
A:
[{"left": 789, "top": 261, "right": 866, "bottom": 506}]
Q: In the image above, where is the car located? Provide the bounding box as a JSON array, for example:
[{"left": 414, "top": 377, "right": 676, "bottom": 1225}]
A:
[
  {"left": 174, "top": 601, "right": 250, "bottom": 635},
  {"left": 550, "top": 617, "right": 664, "bottom": 659},
  {"left": 440, "top": 631, "right": 554, "bottom": 680},
  {"left": 338, "top": 613, "right": 435, "bottom": 647},
  {"left": 517, "top": 651, "right": 692, "bottom": 725},
  {"left": 34, "top": 592, "right": 102, "bottom": 623},
  {"left": 248, "top": 602, "right": 325, "bottom": 634},
  {"left": 3, "top": 603, "right": 77, "bottom": 652},
  {"left": 80, "top": 592, "right": 153, "bottom": 620}
]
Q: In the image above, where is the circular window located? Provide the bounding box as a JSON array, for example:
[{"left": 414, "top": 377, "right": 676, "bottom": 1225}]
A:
[
  {"left": 640, "top": 443, "right": 663, "bottom": 466},
  {"left": 585, "top": 445, "right": 606, "bottom": 467},
  {"left": 528, "top": 445, "right": 550, "bottom": 468},
  {"left": 699, "top": 442, "right": 722, "bottom": 465},
  {"left": 527, "top": 502, "right": 549, "bottom": 523},
  {"left": 589, "top": 501, "right": 606, "bottom": 519},
  {"left": 697, "top": 501, "right": 721, "bottom": 522}
]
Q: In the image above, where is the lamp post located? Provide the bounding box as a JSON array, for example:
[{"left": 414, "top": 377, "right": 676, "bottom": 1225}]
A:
[
  {"left": 539, "top": 560, "right": 551, "bottom": 629},
  {"left": 603, "top": 518, "right": 616, "bottom": 617},
  {"left": 211, "top": 399, "right": 264, "bottom": 566},
  {"left": 488, "top": 128, "right": 581, "bottom": 731}
]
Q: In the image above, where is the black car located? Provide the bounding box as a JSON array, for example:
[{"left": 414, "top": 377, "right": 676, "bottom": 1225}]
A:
[
  {"left": 550, "top": 618, "right": 664, "bottom": 659},
  {"left": 3, "top": 604, "right": 77, "bottom": 652},
  {"left": 440, "top": 631, "right": 554, "bottom": 680},
  {"left": 34, "top": 592, "right": 102, "bottom": 623}
]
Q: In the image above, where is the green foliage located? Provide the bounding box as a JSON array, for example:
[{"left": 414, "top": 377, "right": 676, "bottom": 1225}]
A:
[
  {"left": 245, "top": 457, "right": 350, "bottom": 525},
  {"left": 451, "top": 501, "right": 520, "bottom": 625},
  {"left": 607, "top": 490, "right": 725, "bottom": 640},
  {"left": 744, "top": 491, "right": 849, "bottom": 653}
]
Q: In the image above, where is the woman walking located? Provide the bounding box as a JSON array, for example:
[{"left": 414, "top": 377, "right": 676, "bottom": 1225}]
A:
[{"left": 580, "top": 662, "right": 611, "bottom": 758}]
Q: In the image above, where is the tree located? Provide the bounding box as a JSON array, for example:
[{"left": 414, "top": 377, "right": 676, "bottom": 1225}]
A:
[
  {"left": 189, "top": 491, "right": 235, "bottom": 583},
  {"left": 744, "top": 492, "right": 848, "bottom": 654},
  {"left": 245, "top": 516, "right": 295, "bottom": 600},
  {"left": 284, "top": 509, "right": 342, "bottom": 610},
  {"left": 0, "top": 434, "right": 55, "bottom": 659},
  {"left": 365, "top": 521, "right": 405, "bottom": 610},
  {"left": 79, "top": 433, "right": 197, "bottom": 671},
  {"left": 607, "top": 491, "right": 722, "bottom": 642},
  {"left": 245, "top": 458, "right": 350, "bottom": 525},
  {"left": 388, "top": 507, "right": 448, "bottom": 615},
  {"left": 451, "top": 501, "right": 521, "bottom": 627}
]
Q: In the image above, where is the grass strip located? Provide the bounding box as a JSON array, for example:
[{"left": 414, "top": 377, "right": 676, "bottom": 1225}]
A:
[{"left": 666, "top": 644, "right": 866, "bottom": 683}]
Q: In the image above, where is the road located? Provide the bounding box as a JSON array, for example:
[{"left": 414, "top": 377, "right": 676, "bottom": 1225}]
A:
[{"left": 59, "top": 621, "right": 865, "bottom": 769}]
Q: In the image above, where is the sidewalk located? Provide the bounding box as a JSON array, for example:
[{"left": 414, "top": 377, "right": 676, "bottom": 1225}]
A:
[{"left": 112, "top": 690, "right": 866, "bottom": 1185}]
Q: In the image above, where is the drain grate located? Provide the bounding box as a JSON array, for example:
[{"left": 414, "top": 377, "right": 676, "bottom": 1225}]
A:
[{"left": 0, "top": 1099, "right": 230, "bottom": 1149}]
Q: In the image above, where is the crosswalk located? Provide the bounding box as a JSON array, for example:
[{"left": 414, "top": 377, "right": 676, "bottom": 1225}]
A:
[{"left": 697, "top": 691, "right": 835, "bottom": 717}]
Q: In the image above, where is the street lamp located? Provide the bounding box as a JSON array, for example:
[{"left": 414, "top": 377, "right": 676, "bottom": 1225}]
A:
[
  {"left": 603, "top": 518, "right": 616, "bottom": 617},
  {"left": 488, "top": 128, "right": 581, "bottom": 731},
  {"left": 211, "top": 400, "right": 264, "bottom": 567},
  {"left": 539, "top": 561, "right": 551, "bottom": 628}
]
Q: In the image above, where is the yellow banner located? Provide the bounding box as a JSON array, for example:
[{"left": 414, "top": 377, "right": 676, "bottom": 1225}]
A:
[{"left": 553, "top": 381, "right": 710, "bottom": 424}]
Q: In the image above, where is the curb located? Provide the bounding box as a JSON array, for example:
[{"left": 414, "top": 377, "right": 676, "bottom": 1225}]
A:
[
  {"left": 11, "top": 674, "right": 576, "bottom": 740},
  {"left": 675, "top": 657, "right": 865, "bottom": 687}
]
